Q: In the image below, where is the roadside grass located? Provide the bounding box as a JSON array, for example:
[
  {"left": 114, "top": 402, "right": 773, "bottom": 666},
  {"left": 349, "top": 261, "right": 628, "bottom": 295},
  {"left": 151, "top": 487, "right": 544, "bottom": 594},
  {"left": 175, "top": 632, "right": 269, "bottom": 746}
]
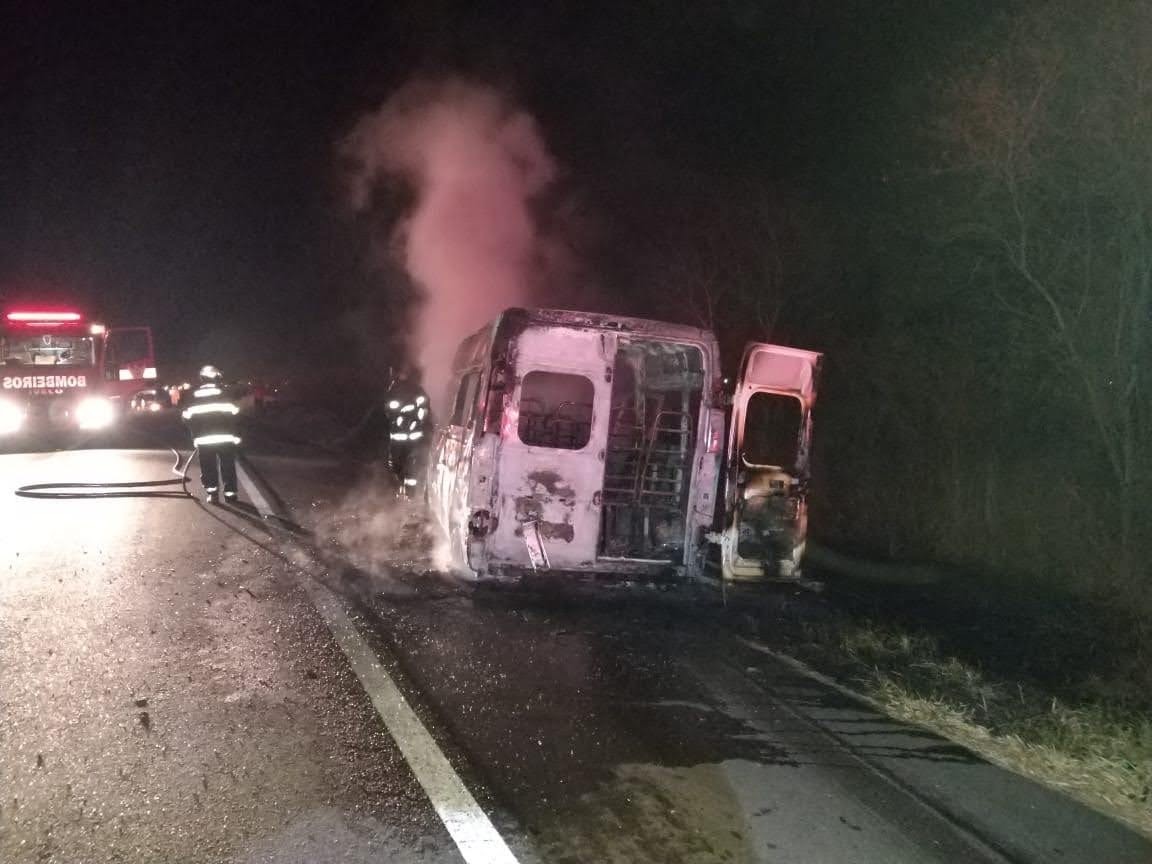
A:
[
  {"left": 783, "top": 614, "right": 1152, "bottom": 837},
  {"left": 746, "top": 582, "right": 1152, "bottom": 838}
]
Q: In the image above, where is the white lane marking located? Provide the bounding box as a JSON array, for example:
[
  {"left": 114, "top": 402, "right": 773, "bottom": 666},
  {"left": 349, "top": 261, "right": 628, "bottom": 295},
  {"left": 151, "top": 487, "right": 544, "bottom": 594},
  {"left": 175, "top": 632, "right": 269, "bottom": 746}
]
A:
[
  {"left": 236, "top": 460, "right": 273, "bottom": 514},
  {"left": 236, "top": 459, "right": 523, "bottom": 864},
  {"left": 298, "top": 580, "right": 522, "bottom": 864}
]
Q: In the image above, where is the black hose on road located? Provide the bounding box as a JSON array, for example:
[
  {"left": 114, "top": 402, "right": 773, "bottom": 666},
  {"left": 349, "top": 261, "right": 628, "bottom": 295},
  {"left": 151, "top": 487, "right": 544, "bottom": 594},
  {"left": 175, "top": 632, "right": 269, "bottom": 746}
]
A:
[{"left": 13, "top": 448, "right": 198, "bottom": 499}]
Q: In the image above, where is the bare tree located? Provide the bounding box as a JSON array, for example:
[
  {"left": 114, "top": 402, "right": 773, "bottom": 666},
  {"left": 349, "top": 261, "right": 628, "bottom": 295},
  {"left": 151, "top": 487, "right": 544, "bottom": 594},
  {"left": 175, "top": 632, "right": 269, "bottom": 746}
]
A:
[
  {"left": 635, "top": 178, "right": 806, "bottom": 345},
  {"left": 941, "top": 1, "right": 1152, "bottom": 591}
]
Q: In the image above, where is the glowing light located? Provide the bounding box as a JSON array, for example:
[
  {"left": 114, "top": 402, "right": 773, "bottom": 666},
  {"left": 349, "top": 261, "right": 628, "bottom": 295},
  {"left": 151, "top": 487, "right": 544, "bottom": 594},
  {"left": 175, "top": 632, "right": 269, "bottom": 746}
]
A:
[
  {"left": 0, "top": 400, "right": 25, "bottom": 434},
  {"left": 403, "top": 478, "right": 418, "bottom": 487},
  {"left": 388, "top": 400, "right": 400, "bottom": 410},
  {"left": 148, "top": 402, "right": 162, "bottom": 412},
  {"left": 408, "top": 430, "right": 424, "bottom": 440},
  {"left": 416, "top": 395, "right": 427, "bottom": 406},
  {"left": 75, "top": 397, "right": 116, "bottom": 430},
  {"left": 89, "top": 323, "right": 106, "bottom": 335},
  {"left": 400, "top": 403, "right": 416, "bottom": 413},
  {"left": 118, "top": 369, "right": 135, "bottom": 381},
  {"left": 143, "top": 367, "right": 157, "bottom": 379},
  {"left": 390, "top": 432, "right": 410, "bottom": 441},
  {"left": 6, "top": 311, "right": 82, "bottom": 322}
]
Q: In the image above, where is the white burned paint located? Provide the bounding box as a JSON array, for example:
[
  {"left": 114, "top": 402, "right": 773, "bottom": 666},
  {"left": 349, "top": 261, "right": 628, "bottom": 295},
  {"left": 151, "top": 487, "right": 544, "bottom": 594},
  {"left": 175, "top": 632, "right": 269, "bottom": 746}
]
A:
[{"left": 427, "top": 308, "right": 823, "bottom": 584}]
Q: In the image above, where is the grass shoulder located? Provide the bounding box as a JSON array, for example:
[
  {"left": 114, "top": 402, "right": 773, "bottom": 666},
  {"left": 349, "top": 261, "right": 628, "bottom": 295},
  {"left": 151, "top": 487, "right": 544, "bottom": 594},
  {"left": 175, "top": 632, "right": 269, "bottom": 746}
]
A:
[{"left": 746, "top": 569, "right": 1152, "bottom": 838}]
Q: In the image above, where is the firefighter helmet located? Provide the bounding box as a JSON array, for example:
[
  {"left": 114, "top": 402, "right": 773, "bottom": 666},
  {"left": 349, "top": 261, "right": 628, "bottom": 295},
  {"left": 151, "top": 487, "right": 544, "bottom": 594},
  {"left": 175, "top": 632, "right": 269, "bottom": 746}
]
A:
[{"left": 199, "top": 365, "right": 223, "bottom": 382}]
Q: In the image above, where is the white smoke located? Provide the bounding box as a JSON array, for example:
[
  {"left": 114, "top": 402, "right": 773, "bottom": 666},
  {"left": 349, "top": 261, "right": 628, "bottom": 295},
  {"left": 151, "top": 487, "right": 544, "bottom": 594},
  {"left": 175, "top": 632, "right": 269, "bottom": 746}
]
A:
[
  {"left": 311, "top": 464, "right": 448, "bottom": 594},
  {"left": 342, "top": 79, "right": 566, "bottom": 407}
]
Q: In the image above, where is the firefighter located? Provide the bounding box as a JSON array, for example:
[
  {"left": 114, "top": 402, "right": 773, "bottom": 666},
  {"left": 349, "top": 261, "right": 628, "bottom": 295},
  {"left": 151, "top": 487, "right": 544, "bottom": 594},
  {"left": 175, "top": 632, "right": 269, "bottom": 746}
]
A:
[
  {"left": 384, "top": 366, "right": 430, "bottom": 492},
  {"left": 182, "top": 365, "right": 242, "bottom": 504}
]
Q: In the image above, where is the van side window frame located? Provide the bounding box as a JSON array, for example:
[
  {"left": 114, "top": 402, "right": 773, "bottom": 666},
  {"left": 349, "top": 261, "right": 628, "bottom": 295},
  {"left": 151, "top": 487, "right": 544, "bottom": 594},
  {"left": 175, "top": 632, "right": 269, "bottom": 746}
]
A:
[{"left": 450, "top": 371, "right": 481, "bottom": 427}]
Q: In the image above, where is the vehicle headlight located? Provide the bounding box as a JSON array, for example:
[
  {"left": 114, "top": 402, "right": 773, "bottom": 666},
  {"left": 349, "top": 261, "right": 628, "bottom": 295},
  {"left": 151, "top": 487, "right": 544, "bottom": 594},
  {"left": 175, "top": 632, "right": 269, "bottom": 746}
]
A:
[
  {"left": 76, "top": 397, "right": 117, "bottom": 430},
  {"left": 0, "top": 400, "right": 25, "bottom": 435}
]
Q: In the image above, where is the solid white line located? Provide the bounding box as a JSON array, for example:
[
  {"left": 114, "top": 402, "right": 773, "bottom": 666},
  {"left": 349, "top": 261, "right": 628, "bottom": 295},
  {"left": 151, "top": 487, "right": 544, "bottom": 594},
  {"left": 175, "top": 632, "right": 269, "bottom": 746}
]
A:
[
  {"left": 235, "top": 461, "right": 273, "bottom": 514},
  {"left": 297, "top": 580, "right": 522, "bottom": 864},
  {"left": 235, "top": 459, "right": 523, "bottom": 864}
]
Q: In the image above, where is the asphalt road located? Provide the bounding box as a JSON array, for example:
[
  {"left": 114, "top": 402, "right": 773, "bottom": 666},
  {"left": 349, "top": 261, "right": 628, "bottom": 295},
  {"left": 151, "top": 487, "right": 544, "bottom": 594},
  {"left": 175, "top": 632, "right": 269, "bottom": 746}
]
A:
[
  {"left": 0, "top": 443, "right": 467, "bottom": 864},
  {"left": 2, "top": 423, "right": 1150, "bottom": 864}
]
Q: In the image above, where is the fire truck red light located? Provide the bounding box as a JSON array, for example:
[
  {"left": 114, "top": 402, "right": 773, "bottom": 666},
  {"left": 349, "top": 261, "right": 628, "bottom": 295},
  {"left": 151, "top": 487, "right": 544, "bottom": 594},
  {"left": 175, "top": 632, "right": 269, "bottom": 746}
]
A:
[{"left": 6, "top": 311, "right": 82, "bottom": 322}]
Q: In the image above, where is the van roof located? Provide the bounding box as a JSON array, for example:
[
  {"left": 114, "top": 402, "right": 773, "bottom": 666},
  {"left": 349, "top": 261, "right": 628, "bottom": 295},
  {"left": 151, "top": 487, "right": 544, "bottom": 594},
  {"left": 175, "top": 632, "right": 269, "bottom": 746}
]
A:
[
  {"left": 454, "top": 308, "right": 718, "bottom": 373},
  {"left": 515, "top": 308, "right": 715, "bottom": 344}
]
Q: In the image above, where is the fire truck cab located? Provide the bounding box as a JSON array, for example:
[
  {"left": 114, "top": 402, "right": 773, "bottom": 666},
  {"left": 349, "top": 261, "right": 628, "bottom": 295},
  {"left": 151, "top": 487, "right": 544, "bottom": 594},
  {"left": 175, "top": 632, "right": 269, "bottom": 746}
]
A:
[
  {"left": 0, "top": 306, "right": 156, "bottom": 440},
  {"left": 428, "top": 308, "right": 822, "bottom": 584}
]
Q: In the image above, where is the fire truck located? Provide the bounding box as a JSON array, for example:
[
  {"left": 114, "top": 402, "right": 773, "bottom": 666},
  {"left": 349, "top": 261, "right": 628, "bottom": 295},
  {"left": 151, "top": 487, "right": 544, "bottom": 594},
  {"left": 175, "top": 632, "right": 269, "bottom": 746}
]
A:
[{"left": 0, "top": 305, "right": 156, "bottom": 439}]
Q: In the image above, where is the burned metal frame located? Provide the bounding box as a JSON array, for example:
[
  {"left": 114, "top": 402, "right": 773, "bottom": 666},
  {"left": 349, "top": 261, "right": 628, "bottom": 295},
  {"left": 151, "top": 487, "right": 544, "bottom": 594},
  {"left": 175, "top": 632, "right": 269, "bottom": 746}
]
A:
[{"left": 429, "top": 308, "right": 821, "bottom": 585}]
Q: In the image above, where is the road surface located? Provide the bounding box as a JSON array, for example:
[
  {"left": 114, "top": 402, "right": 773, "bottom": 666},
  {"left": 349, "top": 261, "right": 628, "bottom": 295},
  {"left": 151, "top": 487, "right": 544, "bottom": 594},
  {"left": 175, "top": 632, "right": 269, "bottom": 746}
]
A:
[{"left": 1, "top": 427, "right": 1149, "bottom": 863}]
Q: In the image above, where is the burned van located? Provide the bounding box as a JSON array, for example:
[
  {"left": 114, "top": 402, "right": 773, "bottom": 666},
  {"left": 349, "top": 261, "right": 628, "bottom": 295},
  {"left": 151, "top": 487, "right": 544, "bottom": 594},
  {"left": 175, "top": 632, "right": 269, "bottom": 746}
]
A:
[{"left": 428, "top": 308, "right": 821, "bottom": 583}]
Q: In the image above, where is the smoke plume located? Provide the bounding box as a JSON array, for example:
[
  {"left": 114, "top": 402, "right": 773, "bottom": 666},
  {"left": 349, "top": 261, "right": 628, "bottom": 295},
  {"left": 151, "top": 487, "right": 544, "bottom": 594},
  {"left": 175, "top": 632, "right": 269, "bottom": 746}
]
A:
[
  {"left": 312, "top": 464, "right": 452, "bottom": 596},
  {"left": 342, "top": 79, "right": 566, "bottom": 405}
]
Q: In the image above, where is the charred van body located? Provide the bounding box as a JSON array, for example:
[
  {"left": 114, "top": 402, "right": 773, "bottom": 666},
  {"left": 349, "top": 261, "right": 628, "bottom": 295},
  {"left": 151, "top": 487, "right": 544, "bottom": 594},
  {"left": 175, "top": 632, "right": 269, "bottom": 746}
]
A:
[{"left": 428, "top": 308, "right": 821, "bottom": 584}]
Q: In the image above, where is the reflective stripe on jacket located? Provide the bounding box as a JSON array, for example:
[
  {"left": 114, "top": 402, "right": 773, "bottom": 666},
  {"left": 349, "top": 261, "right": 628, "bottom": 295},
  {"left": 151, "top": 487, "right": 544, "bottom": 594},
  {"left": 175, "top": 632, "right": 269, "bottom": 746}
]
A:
[{"left": 183, "top": 383, "right": 240, "bottom": 446}]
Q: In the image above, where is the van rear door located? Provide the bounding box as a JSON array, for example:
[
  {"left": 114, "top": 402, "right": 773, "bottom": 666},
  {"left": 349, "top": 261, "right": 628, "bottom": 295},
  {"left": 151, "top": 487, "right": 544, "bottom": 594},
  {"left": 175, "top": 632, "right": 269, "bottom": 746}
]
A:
[
  {"left": 721, "top": 343, "right": 822, "bottom": 580},
  {"left": 488, "top": 327, "right": 610, "bottom": 571}
]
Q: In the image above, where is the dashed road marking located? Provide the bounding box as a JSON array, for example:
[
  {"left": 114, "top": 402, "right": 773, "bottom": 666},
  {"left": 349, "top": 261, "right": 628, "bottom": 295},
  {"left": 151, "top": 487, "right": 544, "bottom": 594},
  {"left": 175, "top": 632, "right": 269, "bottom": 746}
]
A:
[{"left": 235, "top": 459, "right": 524, "bottom": 864}]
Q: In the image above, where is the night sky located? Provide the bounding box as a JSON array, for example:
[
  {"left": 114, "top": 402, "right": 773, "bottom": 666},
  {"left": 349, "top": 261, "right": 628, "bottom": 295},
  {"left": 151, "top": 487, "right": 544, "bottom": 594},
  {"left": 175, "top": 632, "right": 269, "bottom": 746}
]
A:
[{"left": 0, "top": 1, "right": 948, "bottom": 377}]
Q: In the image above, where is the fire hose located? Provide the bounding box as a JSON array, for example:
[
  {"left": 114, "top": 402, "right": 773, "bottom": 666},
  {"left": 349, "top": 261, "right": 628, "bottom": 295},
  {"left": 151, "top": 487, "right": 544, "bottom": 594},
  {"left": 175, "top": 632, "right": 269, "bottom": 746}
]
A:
[{"left": 13, "top": 448, "right": 198, "bottom": 499}]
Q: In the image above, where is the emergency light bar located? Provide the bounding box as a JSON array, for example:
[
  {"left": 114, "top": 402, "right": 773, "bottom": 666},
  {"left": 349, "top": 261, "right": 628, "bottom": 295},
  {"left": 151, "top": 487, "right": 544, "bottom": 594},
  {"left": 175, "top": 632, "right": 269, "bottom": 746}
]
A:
[{"left": 5, "top": 311, "right": 83, "bottom": 322}]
